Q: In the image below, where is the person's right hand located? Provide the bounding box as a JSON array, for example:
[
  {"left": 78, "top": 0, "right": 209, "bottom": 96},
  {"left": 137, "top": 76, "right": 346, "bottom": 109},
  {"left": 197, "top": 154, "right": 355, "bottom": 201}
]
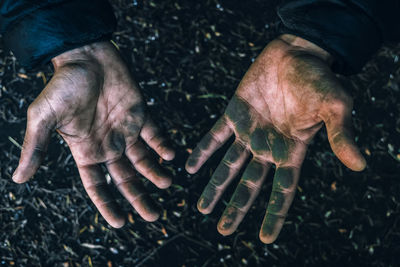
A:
[
  {"left": 186, "top": 34, "right": 366, "bottom": 243},
  {"left": 12, "top": 41, "right": 175, "bottom": 227}
]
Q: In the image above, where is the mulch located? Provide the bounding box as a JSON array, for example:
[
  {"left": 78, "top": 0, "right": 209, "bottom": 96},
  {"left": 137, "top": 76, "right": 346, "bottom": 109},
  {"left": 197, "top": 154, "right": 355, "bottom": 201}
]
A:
[{"left": 0, "top": 0, "right": 399, "bottom": 266}]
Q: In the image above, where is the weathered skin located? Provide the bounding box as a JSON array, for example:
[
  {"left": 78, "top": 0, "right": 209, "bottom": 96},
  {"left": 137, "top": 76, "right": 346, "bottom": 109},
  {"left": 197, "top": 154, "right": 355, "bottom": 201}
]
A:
[
  {"left": 12, "top": 41, "right": 175, "bottom": 227},
  {"left": 186, "top": 34, "right": 366, "bottom": 244}
]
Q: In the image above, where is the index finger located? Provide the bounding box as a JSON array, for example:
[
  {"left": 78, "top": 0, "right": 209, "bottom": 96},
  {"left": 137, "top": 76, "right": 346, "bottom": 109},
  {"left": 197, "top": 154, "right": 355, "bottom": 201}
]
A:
[{"left": 185, "top": 116, "right": 233, "bottom": 174}]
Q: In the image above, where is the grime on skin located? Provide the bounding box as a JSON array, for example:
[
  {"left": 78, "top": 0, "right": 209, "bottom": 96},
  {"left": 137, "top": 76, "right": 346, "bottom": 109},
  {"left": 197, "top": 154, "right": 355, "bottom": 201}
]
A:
[{"left": 186, "top": 34, "right": 366, "bottom": 244}]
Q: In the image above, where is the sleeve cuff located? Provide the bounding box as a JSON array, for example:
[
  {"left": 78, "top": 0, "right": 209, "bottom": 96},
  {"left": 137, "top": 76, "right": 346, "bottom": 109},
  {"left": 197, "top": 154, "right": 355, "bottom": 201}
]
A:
[
  {"left": 277, "top": 1, "right": 382, "bottom": 75},
  {"left": 2, "top": 0, "right": 117, "bottom": 69}
]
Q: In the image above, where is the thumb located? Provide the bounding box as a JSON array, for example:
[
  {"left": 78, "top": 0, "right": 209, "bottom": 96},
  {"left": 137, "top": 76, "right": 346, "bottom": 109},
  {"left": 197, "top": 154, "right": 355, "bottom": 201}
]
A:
[
  {"left": 12, "top": 103, "right": 55, "bottom": 183},
  {"left": 322, "top": 99, "right": 366, "bottom": 172}
]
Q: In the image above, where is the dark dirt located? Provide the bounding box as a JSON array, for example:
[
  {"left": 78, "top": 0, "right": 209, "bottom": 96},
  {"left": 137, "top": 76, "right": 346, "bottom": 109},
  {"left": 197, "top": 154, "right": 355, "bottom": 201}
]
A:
[{"left": 1, "top": 0, "right": 399, "bottom": 266}]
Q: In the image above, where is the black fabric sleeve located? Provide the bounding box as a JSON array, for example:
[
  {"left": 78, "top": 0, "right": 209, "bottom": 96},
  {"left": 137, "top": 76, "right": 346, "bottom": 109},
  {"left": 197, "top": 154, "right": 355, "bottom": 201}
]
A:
[
  {"left": 277, "top": 0, "right": 400, "bottom": 75},
  {"left": 0, "top": 0, "right": 117, "bottom": 69}
]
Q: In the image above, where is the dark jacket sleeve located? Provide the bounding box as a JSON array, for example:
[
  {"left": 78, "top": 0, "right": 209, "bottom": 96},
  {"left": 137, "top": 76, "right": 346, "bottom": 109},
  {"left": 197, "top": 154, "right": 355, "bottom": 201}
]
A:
[
  {"left": 0, "top": 0, "right": 117, "bottom": 69},
  {"left": 278, "top": 0, "right": 400, "bottom": 75}
]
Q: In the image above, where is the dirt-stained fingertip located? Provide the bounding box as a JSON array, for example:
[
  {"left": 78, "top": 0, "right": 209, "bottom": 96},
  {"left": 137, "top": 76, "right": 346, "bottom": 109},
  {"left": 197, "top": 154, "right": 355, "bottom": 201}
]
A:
[
  {"left": 185, "top": 158, "right": 200, "bottom": 174},
  {"left": 197, "top": 197, "right": 213, "bottom": 215},
  {"left": 99, "top": 202, "right": 127, "bottom": 229},
  {"left": 133, "top": 195, "right": 162, "bottom": 222},
  {"left": 349, "top": 156, "right": 367, "bottom": 172},
  {"left": 161, "top": 148, "right": 175, "bottom": 161},
  {"left": 108, "top": 217, "right": 126, "bottom": 229},
  {"left": 217, "top": 220, "right": 236, "bottom": 236},
  {"left": 155, "top": 176, "right": 172, "bottom": 189},
  {"left": 12, "top": 177, "right": 26, "bottom": 184},
  {"left": 11, "top": 171, "right": 28, "bottom": 184},
  {"left": 142, "top": 211, "right": 160, "bottom": 222},
  {"left": 333, "top": 143, "right": 367, "bottom": 172},
  {"left": 259, "top": 231, "right": 277, "bottom": 244}
]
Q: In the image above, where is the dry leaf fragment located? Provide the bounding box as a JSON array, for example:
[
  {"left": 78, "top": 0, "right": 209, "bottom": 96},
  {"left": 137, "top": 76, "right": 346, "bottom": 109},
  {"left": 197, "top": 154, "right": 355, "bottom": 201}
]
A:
[
  {"left": 331, "top": 181, "right": 337, "bottom": 191},
  {"left": 177, "top": 199, "right": 186, "bottom": 207},
  {"left": 18, "top": 73, "right": 29, "bottom": 79}
]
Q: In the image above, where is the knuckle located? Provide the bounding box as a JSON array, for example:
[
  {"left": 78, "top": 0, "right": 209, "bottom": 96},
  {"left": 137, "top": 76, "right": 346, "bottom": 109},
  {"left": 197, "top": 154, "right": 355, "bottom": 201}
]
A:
[
  {"left": 221, "top": 158, "right": 238, "bottom": 169},
  {"left": 240, "top": 179, "right": 259, "bottom": 191},
  {"left": 208, "top": 131, "right": 223, "bottom": 145},
  {"left": 324, "top": 97, "right": 353, "bottom": 118}
]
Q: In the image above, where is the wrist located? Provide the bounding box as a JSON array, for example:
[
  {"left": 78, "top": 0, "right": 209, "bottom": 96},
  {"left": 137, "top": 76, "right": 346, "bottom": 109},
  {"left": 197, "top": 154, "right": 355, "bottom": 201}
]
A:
[
  {"left": 278, "top": 34, "right": 333, "bottom": 66},
  {"left": 51, "top": 41, "right": 117, "bottom": 70}
]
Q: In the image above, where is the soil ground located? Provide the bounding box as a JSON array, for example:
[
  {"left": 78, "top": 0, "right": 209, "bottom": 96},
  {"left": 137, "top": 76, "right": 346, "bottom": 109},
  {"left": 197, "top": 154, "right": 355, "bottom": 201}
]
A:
[{"left": 0, "top": 0, "right": 399, "bottom": 266}]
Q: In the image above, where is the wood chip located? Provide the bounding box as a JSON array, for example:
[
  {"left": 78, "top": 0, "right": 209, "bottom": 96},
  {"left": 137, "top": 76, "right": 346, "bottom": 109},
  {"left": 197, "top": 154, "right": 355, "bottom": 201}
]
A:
[
  {"left": 331, "top": 181, "right": 337, "bottom": 192},
  {"left": 17, "top": 73, "right": 29, "bottom": 79}
]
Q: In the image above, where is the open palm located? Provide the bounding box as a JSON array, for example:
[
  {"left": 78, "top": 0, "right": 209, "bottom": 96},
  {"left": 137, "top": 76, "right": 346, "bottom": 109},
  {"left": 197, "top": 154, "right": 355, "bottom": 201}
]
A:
[
  {"left": 186, "top": 35, "right": 366, "bottom": 243},
  {"left": 13, "top": 42, "right": 175, "bottom": 227}
]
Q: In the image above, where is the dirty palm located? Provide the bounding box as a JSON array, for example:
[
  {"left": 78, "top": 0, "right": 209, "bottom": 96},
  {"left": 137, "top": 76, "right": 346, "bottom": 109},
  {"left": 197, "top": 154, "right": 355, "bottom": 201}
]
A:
[
  {"left": 12, "top": 42, "right": 176, "bottom": 227},
  {"left": 186, "top": 35, "right": 366, "bottom": 244},
  {"left": 12, "top": 35, "right": 367, "bottom": 245}
]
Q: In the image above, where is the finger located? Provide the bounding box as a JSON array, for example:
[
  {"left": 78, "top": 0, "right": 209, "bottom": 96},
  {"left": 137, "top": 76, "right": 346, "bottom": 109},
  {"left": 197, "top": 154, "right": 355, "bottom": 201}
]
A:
[
  {"left": 323, "top": 105, "right": 366, "bottom": 171},
  {"left": 78, "top": 164, "right": 125, "bottom": 228},
  {"left": 140, "top": 117, "right": 175, "bottom": 161},
  {"left": 12, "top": 105, "right": 54, "bottom": 183},
  {"left": 186, "top": 116, "right": 233, "bottom": 174},
  {"left": 125, "top": 141, "right": 172, "bottom": 189},
  {"left": 197, "top": 141, "right": 250, "bottom": 214},
  {"left": 259, "top": 166, "right": 299, "bottom": 244},
  {"left": 217, "top": 159, "right": 270, "bottom": 236},
  {"left": 106, "top": 157, "right": 160, "bottom": 222}
]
